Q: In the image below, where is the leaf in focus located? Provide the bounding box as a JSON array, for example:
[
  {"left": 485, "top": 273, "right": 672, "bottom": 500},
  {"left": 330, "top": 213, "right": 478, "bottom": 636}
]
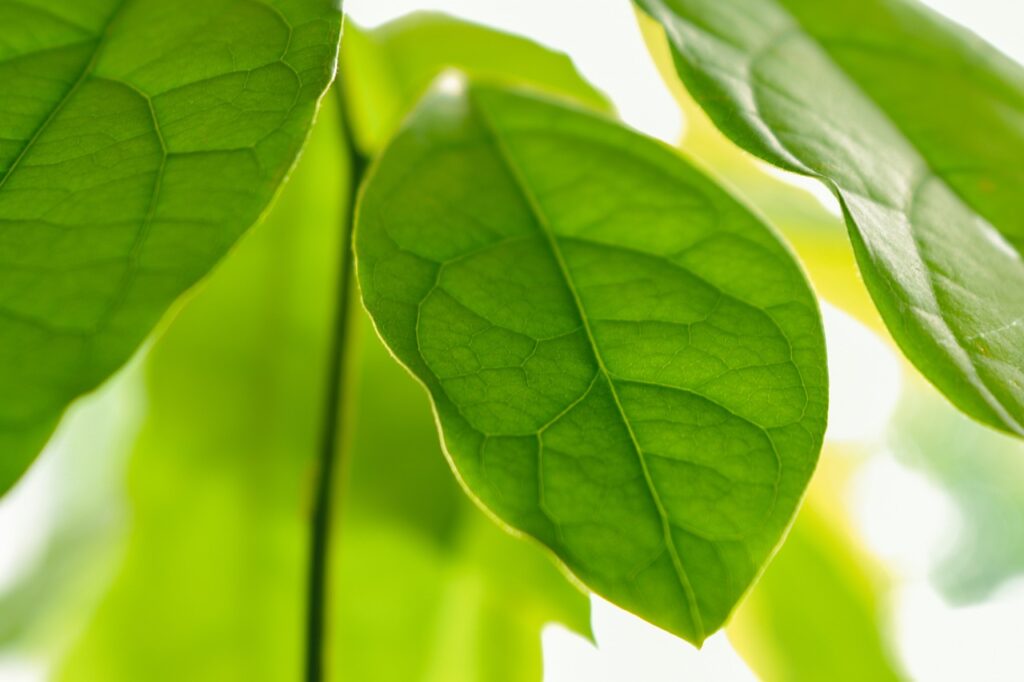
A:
[
  {"left": 0, "top": 0, "right": 342, "bottom": 494},
  {"left": 636, "top": 0, "right": 1024, "bottom": 437},
  {"left": 340, "top": 12, "right": 610, "bottom": 155},
  {"left": 728, "top": 456, "right": 904, "bottom": 681},
  {"left": 356, "top": 82, "right": 828, "bottom": 644},
  {"left": 55, "top": 99, "right": 586, "bottom": 682},
  {"left": 890, "top": 377, "right": 1024, "bottom": 604}
]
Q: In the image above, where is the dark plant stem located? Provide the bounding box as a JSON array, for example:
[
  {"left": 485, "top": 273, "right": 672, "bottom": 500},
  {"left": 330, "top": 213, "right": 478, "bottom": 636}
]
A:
[{"left": 304, "top": 78, "right": 368, "bottom": 682}]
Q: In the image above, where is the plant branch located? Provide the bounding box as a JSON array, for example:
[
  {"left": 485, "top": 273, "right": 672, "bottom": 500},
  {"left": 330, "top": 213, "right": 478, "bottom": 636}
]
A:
[{"left": 304, "top": 76, "right": 369, "bottom": 682}]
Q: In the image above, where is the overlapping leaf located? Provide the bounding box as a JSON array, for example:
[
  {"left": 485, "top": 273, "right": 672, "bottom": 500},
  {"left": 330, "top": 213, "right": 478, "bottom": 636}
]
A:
[
  {"left": 356, "top": 82, "right": 828, "bottom": 644},
  {"left": 0, "top": 0, "right": 342, "bottom": 493},
  {"left": 636, "top": 0, "right": 1024, "bottom": 435},
  {"left": 55, "top": 100, "right": 587, "bottom": 681}
]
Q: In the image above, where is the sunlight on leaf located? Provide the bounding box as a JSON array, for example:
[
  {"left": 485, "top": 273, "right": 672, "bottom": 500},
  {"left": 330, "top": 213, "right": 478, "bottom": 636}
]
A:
[
  {"left": 356, "top": 82, "right": 828, "bottom": 644},
  {"left": 0, "top": 0, "right": 342, "bottom": 494}
]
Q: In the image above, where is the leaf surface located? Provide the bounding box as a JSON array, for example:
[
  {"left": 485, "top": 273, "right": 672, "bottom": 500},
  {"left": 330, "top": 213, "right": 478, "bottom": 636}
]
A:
[
  {"left": 0, "top": 0, "right": 341, "bottom": 492},
  {"left": 356, "top": 82, "right": 828, "bottom": 644},
  {"left": 636, "top": 0, "right": 1024, "bottom": 435}
]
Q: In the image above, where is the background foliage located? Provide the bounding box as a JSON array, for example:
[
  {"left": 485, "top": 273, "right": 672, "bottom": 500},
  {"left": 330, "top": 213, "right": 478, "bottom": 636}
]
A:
[{"left": 1, "top": 2, "right": 1023, "bottom": 680}]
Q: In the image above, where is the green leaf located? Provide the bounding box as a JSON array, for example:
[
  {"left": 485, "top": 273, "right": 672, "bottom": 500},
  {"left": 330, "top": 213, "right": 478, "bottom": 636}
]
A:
[
  {"left": 635, "top": 0, "right": 1024, "bottom": 436},
  {"left": 340, "top": 12, "right": 611, "bottom": 155},
  {"left": 729, "top": 492, "right": 903, "bottom": 681},
  {"left": 356, "top": 81, "right": 828, "bottom": 644},
  {"left": 0, "top": 0, "right": 342, "bottom": 494}
]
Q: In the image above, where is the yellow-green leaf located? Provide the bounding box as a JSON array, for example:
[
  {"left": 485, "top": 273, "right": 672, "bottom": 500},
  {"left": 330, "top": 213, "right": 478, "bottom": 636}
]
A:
[{"left": 356, "top": 82, "right": 828, "bottom": 644}]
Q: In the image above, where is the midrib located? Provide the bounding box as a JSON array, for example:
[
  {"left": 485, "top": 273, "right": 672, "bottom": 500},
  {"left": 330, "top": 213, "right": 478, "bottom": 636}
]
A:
[
  {"left": 468, "top": 90, "right": 707, "bottom": 641},
  {"left": 0, "top": 0, "right": 129, "bottom": 191}
]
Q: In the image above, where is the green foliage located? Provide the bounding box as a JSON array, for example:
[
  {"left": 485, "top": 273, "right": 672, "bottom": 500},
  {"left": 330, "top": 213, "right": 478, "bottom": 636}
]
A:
[
  {"left": 340, "top": 13, "right": 611, "bottom": 154},
  {"left": 636, "top": 0, "right": 1024, "bottom": 436},
  {"left": 356, "top": 82, "right": 828, "bottom": 644},
  {"left": 56, "top": 100, "right": 587, "bottom": 681},
  {"left": 0, "top": 0, "right": 342, "bottom": 493},
  {"left": 730, "top": 499, "right": 904, "bottom": 680},
  {"left": 3, "top": 1, "right": 1021, "bottom": 677}
]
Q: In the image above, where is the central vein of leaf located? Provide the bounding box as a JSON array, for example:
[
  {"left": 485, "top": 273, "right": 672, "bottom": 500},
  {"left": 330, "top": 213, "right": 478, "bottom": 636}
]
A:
[
  {"left": 469, "top": 93, "right": 706, "bottom": 640},
  {"left": 0, "top": 0, "right": 128, "bottom": 191}
]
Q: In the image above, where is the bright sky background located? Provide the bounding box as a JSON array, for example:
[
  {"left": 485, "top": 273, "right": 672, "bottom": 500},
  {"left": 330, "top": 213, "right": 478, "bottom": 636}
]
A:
[{"left": 1, "top": 1, "right": 1022, "bottom": 680}]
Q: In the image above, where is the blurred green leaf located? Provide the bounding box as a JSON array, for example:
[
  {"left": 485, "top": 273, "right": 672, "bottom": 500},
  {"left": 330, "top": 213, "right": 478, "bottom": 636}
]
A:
[
  {"left": 730, "top": 499, "right": 903, "bottom": 681},
  {"left": 0, "top": 0, "right": 342, "bottom": 495},
  {"left": 340, "top": 12, "right": 610, "bottom": 154},
  {"left": 356, "top": 82, "right": 827, "bottom": 645},
  {"left": 636, "top": 0, "right": 1024, "bottom": 436},
  {"left": 891, "top": 380, "right": 1024, "bottom": 604}
]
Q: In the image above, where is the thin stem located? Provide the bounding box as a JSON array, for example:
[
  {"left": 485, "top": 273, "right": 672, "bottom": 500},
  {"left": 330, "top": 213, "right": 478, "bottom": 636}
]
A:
[{"left": 304, "top": 78, "right": 369, "bottom": 682}]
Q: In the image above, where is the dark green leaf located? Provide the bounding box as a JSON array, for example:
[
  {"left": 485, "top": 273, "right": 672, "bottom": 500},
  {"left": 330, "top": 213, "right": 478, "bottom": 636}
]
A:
[
  {"left": 636, "top": 0, "right": 1024, "bottom": 435},
  {"left": 0, "top": 0, "right": 342, "bottom": 493},
  {"left": 356, "top": 82, "right": 828, "bottom": 644}
]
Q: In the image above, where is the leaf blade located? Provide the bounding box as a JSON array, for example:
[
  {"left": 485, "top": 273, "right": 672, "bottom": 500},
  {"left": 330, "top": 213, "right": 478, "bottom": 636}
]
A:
[
  {"left": 355, "top": 81, "right": 828, "bottom": 644},
  {"left": 0, "top": 0, "right": 342, "bottom": 493},
  {"left": 635, "top": 0, "right": 1024, "bottom": 435}
]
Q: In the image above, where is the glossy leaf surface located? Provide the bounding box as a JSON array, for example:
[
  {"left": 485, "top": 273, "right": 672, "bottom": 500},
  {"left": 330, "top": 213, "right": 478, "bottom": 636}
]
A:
[
  {"left": 0, "top": 0, "right": 342, "bottom": 493},
  {"left": 356, "top": 83, "right": 828, "bottom": 644},
  {"left": 636, "top": 0, "right": 1024, "bottom": 435}
]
